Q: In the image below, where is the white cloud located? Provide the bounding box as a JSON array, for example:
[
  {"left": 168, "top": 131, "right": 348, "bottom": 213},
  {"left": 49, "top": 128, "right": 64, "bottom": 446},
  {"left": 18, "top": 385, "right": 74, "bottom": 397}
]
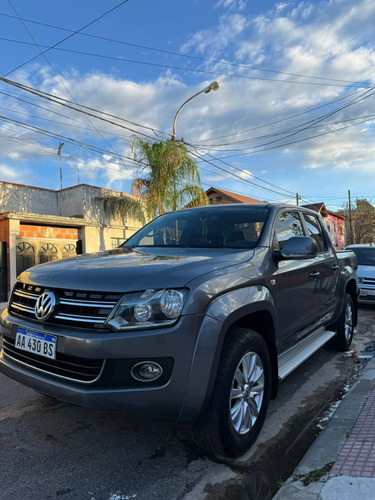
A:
[
  {"left": 0, "top": 163, "right": 30, "bottom": 183},
  {"left": 237, "top": 168, "right": 254, "bottom": 179},
  {"left": 214, "top": 0, "right": 246, "bottom": 11},
  {"left": 181, "top": 13, "right": 249, "bottom": 55}
]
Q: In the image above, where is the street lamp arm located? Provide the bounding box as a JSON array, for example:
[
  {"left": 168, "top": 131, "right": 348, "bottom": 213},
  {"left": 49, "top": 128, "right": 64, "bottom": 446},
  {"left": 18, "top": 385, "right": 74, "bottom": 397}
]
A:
[
  {"left": 172, "top": 81, "right": 221, "bottom": 141},
  {"left": 172, "top": 90, "right": 204, "bottom": 141}
]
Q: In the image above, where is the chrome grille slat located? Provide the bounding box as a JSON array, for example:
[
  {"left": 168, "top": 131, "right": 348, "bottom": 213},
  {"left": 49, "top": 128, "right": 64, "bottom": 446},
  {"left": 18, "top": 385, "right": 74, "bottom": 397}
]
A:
[
  {"left": 55, "top": 313, "right": 106, "bottom": 324},
  {"left": 10, "top": 302, "right": 35, "bottom": 313},
  {"left": 60, "top": 298, "right": 116, "bottom": 308},
  {"left": 9, "top": 282, "right": 120, "bottom": 329},
  {"left": 14, "top": 290, "right": 39, "bottom": 300}
]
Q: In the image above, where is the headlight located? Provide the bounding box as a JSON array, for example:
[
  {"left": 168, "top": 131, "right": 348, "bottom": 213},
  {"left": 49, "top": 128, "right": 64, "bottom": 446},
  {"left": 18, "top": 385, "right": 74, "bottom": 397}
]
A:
[{"left": 105, "top": 288, "right": 188, "bottom": 331}]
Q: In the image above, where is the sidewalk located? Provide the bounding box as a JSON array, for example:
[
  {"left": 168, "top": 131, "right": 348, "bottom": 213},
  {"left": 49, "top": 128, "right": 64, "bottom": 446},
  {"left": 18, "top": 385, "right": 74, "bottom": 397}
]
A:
[{"left": 274, "top": 356, "right": 375, "bottom": 499}]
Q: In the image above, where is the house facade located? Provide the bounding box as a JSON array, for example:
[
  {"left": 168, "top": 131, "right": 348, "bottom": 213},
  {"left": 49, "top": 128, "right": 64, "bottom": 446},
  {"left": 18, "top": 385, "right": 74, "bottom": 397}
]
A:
[{"left": 0, "top": 181, "right": 143, "bottom": 298}]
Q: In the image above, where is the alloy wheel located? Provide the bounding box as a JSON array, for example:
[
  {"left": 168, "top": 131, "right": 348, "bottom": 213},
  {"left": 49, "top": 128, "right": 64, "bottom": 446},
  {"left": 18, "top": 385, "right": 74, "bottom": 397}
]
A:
[
  {"left": 344, "top": 302, "right": 353, "bottom": 342},
  {"left": 230, "top": 351, "right": 265, "bottom": 435}
]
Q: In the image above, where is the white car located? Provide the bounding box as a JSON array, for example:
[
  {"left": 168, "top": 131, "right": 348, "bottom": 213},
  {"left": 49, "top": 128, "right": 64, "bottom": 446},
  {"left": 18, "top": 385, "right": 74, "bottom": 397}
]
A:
[{"left": 346, "top": 244, "right": 375, "bottom": 303}]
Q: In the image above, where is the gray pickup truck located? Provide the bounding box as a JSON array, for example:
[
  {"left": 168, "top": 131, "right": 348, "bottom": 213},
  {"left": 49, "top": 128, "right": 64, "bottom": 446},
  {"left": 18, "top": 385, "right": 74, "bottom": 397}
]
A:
[{"left": 0, "top": 203, "right": 358, "bottom": 457}]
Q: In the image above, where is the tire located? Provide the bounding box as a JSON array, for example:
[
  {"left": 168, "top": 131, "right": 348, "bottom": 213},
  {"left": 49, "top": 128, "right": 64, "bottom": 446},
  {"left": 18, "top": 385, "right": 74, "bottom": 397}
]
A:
[
  {"left": 193, "top": 327, "right": 271, "bottom": 458},
  {"left": 330, "top": 293, "right": 355, "bottom": 351}
]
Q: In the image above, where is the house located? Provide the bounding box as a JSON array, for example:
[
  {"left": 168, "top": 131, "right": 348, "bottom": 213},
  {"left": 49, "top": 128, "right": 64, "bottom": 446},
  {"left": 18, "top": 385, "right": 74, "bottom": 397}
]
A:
[
  {"left": 302, "top": 203, "right": 345, "bottom": 249},
  {"left": 0, "top": 181, "right": 143, "bottom": 298},
  {"left": 206, "top": 187, "right": 264, "bottom": 205}
]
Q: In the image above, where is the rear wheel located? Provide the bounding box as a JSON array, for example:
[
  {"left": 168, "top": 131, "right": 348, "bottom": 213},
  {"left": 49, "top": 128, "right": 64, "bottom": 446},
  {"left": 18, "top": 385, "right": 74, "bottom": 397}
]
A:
[
  {"left": 330, "top": 293, "right": 355, "bottom": 351},
  {"left": 194, "top": 327, "right": 271, "bottom": 458}
]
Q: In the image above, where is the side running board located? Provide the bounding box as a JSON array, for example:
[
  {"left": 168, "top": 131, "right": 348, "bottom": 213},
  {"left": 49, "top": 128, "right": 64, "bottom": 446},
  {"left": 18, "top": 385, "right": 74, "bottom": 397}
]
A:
[{"left": 278, "top": 327, "right": 336, "bottom": 380}]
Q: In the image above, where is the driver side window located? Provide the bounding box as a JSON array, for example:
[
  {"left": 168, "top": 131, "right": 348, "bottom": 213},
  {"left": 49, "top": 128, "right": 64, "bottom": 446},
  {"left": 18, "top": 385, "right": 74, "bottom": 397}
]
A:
[{"left": 275, "top": 212, "right": 305, "bottom": 250}]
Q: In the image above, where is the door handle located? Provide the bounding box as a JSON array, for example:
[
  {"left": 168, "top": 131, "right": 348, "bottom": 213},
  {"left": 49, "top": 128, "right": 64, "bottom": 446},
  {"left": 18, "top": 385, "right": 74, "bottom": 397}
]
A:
[
  {"left": 332, "top": 265, "right": 339, "bottom": 271},
  {"left": 310, "top": 271, "right": 320, "bottom": 279}
]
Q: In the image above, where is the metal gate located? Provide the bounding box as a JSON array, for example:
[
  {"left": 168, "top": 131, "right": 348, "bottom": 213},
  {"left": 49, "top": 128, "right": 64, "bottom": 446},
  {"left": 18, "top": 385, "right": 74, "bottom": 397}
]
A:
[{"left": 0, "top": 242, "right": 7, "bottom": 301}]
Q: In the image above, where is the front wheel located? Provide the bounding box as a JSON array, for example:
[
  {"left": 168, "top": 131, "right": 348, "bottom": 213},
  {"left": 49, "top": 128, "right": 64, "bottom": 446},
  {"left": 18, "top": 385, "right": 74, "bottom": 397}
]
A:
[
  {"left": 193, "top": 327, "right": 271, "bottom": 458},
  {"left": 330, "top": 293, "right": 355, "bottom": 351}
]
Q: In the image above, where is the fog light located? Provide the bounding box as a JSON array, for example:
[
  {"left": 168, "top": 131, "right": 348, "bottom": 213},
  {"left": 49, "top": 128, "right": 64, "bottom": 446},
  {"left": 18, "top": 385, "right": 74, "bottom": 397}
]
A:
[{"left": 131, "top": 361, "right": 163, "bottom": 382}]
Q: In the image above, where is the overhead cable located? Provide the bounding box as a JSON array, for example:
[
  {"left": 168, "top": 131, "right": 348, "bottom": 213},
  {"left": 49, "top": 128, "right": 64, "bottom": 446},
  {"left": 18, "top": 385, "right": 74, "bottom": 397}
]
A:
[{"left": 3, "top": 0, "right": 130, "bottom": 77}]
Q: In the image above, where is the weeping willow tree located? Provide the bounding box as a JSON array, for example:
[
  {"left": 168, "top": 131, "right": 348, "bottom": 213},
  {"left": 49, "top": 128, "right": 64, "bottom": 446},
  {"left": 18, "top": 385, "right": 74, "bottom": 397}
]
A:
[{"left": 102, "top": 137, "right": 208, "bottom": 224}]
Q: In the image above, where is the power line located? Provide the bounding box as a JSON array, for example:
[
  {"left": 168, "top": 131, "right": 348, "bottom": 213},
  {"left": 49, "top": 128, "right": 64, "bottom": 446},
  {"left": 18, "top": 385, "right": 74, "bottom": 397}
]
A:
[
  {"left": 192, "top": 85, "right": 375, "bottom": 153},
  {"left": 0, "top": 77, "right": 303, "bottom": 199},
  {"left": 0, "top": 77, "right": 166, "bottom": 139},
  {"left": 3, "top": 0, "right": 130, "bottom": 77},
  {"left": 6, "top": 0, "right": 136, "bottom": 182},
  {"left": 211, "top": 86, "right": 375, "bottom": 159},
  {"left": 190, "top": 149, "right": 296, "bottom": 198},
  {"left": 0, "top": 37, "right": 362, "bottom": 88},
  {"left": 0, "top": 77, "right": 165, "bottom": 142},
  {"left": 0, "top": 12, "right": 366, "bottom": 87},
  {"left": 195, "top": 114, "right": 375, "bottom": 152},
  {"left": 0, "top": 114, "right": 136, "bottom": 164},
  {"left": 194, "top": 148, "right": 296, "bottom": 196}
]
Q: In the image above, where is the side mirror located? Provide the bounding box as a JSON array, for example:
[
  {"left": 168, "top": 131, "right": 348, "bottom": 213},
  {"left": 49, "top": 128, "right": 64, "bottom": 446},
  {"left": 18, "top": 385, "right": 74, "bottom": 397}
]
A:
[{"left": 276, "top": 236, "right": 318, "bottom": 260}]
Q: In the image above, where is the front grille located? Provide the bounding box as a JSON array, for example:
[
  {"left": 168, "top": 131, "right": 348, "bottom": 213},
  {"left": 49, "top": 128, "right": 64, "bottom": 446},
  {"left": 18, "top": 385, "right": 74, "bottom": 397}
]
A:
[
  {"left": 362, "top": 277, "right": 375, "bottom": 286},
  {"left": 9, "top": 282, "right": 122, "bottom": 329},
  {"left": 3, "top": 335, "right": 104, "bottom": 383}
]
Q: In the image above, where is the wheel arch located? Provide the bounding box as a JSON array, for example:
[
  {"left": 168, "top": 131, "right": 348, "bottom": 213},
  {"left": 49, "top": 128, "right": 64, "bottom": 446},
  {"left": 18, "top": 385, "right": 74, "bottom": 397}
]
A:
[
  {"left": 177, "top": 287, "right": 280, "bottom": 424},
  {"left": 329, "top": 277, "right": 358, "bottom": 332},
  {"left": 225, "top": 309, "right": 278, "bottom": 399}
]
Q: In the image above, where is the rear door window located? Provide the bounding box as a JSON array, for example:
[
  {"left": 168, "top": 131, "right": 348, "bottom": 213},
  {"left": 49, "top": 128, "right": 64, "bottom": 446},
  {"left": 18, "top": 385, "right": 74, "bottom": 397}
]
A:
[{"left": 303, "top": 213, "right": 328, "bottom": 252}]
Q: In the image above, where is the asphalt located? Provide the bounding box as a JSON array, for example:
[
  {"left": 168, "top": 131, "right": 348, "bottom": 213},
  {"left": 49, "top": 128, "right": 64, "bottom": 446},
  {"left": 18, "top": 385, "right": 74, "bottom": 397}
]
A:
[{"left": 274, "top": 354, "right": 375, "bottom": 499}]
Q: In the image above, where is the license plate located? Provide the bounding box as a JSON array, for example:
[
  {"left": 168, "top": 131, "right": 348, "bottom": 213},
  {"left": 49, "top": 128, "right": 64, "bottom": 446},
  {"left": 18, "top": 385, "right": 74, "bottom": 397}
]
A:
[
  {"left": 360, "top": 289, "right": 375, "bottom": 296},
  {"left": 15, "top": 328, "right": 57, "bottom": 360}
]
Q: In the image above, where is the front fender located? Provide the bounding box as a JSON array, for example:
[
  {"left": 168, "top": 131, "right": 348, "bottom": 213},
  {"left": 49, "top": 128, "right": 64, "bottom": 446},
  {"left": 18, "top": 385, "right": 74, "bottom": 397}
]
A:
[{"left": 177, "top": 285, "right": 277, "bottom": 424}]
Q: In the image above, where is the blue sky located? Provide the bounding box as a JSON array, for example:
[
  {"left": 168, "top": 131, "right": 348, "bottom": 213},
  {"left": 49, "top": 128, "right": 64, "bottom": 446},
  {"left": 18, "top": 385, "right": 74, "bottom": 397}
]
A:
[{"left": 1, "top": 0, "right": 375, "bottom": 210}]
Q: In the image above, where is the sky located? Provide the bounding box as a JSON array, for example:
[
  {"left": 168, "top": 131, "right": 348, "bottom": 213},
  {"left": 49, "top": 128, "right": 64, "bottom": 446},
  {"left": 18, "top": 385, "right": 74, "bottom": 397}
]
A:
[{"left": 0, "top": 0, "right": 375, "bottom": 210}]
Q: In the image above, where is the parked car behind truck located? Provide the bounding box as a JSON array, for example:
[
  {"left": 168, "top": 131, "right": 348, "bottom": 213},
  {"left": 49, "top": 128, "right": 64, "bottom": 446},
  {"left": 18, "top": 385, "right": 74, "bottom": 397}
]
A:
[
  {"left": 0, "top": 204, "right": 358, "bottom": 457},
  {"left": 346, "top": 244, "right": 375, "bottom": 304}
]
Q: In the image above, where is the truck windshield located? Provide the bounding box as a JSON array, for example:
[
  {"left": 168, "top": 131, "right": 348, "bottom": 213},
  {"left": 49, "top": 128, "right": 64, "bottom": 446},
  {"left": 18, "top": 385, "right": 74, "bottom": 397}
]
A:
[
  {"left": 349, "top": 247, "right": 375, "bottom": 266},
  {"left": 123, "top": 207, "right": 269, "bottom": 249}
]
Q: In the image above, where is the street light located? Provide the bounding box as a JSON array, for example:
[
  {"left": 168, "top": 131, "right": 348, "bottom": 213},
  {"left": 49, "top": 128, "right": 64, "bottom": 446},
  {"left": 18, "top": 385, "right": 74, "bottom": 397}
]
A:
[{"left": 171, "top": 81, "right": 221, "bottom": 141}]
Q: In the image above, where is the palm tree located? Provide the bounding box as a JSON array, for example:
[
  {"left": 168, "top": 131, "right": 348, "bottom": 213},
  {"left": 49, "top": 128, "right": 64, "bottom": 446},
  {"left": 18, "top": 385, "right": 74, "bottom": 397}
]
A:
[{"left": 102, "top": 137, "right": 208, "bottom": 224}]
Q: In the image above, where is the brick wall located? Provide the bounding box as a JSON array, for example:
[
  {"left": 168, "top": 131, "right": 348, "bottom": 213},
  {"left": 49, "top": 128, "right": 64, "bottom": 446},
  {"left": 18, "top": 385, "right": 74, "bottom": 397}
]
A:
[{"left": 19, "top": 224, "right": 79, "bottom": 240}]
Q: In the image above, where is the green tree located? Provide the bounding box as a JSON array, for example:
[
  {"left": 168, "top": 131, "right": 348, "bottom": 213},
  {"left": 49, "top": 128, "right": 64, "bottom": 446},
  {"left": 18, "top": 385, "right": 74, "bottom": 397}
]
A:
[{"left": 102, "top": 137, "right": 208, "bottom": 224}]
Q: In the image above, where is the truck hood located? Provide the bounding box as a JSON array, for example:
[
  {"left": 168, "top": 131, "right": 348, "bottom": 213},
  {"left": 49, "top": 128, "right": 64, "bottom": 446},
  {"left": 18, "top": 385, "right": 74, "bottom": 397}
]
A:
[{"left": 19, "top": 246, "right": 255, "bottom": 292}]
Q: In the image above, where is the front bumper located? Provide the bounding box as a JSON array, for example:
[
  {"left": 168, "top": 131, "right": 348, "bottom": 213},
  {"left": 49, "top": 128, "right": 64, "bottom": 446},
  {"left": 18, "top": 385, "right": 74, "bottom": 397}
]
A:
[
  {"left": 0, "top": 307, "right": 209, "bottom": 422},
  {"left": 358, "top": 287, "right": 375, "bottom": 304}
]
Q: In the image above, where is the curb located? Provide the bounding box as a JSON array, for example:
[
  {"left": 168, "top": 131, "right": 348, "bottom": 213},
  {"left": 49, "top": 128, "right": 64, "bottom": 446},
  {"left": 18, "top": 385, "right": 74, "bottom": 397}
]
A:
[{"left": 274, "top": 355, "right": 375, "bottom": 499}]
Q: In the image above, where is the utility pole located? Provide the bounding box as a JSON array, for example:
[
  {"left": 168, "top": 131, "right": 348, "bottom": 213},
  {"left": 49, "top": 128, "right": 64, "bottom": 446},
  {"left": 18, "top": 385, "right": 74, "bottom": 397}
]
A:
[
  {"left": 57, "top": 142, "right": 65, "bottom": 190},
  {"left": 348, "top": 189, "right": 353, "bottom": 245},
  {"left": 296, "top": 193, "right": 300, "bottom": 206}
]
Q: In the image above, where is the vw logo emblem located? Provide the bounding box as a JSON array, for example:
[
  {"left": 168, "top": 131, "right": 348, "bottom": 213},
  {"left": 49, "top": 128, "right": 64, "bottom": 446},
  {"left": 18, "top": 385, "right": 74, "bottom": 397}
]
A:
[{"left": 35, "top": 291, "right": 56, "bottom": 321}]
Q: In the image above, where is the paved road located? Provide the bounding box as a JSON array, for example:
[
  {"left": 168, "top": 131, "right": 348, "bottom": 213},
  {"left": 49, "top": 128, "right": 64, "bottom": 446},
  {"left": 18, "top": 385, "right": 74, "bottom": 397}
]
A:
[{"left": 1, "top": 305, "right": 374, "bottom": 500}]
